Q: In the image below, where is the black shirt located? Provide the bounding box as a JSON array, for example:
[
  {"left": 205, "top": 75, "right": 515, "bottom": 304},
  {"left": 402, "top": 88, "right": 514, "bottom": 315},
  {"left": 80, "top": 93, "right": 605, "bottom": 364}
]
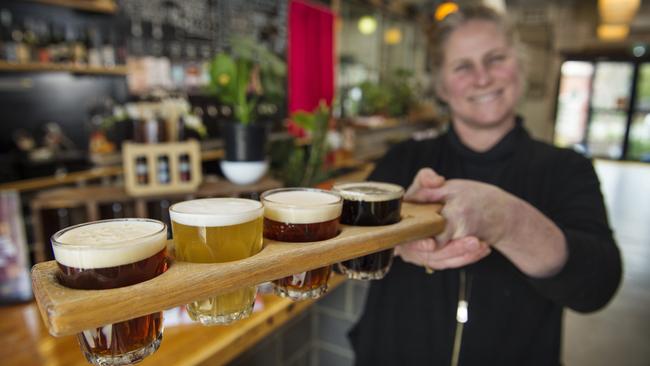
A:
[{"left": 349, "top": 120, "right": 622, "bottom": 366}]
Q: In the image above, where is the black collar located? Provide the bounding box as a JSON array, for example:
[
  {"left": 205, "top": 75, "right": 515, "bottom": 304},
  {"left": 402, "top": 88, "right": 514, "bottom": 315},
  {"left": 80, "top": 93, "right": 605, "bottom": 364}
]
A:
[{"left": 446, "top": 117, "right": 528, "bottom": 163}]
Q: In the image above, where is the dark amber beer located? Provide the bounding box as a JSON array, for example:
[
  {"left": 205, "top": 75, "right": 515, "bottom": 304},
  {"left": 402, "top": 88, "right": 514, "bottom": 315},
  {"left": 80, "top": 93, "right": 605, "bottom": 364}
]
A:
[
  {"left": 261, "top": 188, "right": 342, "bottom": 300},
  {"left": 333, "top": 182, "right": 404, "bottom": 280},
  {"left": 51, "top": 219, "right": 168, "bottom": 366}
]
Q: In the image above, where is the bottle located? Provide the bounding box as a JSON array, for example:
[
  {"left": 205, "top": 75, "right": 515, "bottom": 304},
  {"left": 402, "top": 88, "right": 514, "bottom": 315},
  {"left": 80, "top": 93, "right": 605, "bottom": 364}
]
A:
[
  {"left": 155, "top": 113, "right": 168, "bottom": 142},
  {"left": 151, "top": 22, "right": 163, "bottom": 57},
  {"left": 115, "top": 29, "right": 127, "bottom": 65},
  {"left": 157, "top": 155, "right": 170, "bottom": 184},
  {"left": 0, "top": 9, "right": 16, "bottom": 62},
  {"left": 179, "top": 154, "right": 191, "bottom": 182},
  {"left": 12, "top": 18, "right": 28, "bottom": 63},
  {"left": 169, "top": 25, "right": 184, "bottom": 89},
  {"left": 143, "top": 111, "right": 159, "bottom": 143},
  {"left": 22, "top": 19, "right": 38, "bottom": 62},
  {"left": 129, "top": 20, "right": 143, "bottom": 57},
  {"left": 136, "top": 156, "right": 149, "bottom": 185},
  {"left": 60, "top": 25, "right": 75, "bottom": 63},
  {"left": 86, "top": 27, "right": 101, "bottom": 67},
  {"left": 184, "top": 43, "right": 199, "bottom": 88},
  {"left": 176, "top": 114, "right": 186, "bottom": 141},
  {"left": 102, "top": 30, "right": 115, "bottom": 67},
  {"left": 72, "top": 26, "right": 87, "bottom": 65},
  {"left": 47, "top": 23, "right": 61, "bottom": 63},
  {"left": 36, "top": 19, "right": 50, "bottom": 63}
]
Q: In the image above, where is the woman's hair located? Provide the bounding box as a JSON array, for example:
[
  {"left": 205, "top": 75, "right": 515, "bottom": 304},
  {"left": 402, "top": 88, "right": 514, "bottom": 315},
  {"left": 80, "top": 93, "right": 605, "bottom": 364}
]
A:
[{"left": 429, "top": 5, "right": 524, "bottom": 88}]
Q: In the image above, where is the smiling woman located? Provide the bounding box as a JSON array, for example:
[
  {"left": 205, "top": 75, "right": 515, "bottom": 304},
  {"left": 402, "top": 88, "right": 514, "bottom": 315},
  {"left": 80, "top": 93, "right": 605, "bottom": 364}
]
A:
[
  {"left": 349, "top": 4, "right": 621, "bottom": 366},
  {"left": 430, "top": 7, "right": 525, "bottom": 151}
]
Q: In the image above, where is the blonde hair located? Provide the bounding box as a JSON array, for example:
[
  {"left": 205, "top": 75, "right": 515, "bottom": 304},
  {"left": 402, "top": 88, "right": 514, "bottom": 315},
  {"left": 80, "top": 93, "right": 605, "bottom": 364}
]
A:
[{"left": 429, "top": 5, "right": 525, "bottom": 90}]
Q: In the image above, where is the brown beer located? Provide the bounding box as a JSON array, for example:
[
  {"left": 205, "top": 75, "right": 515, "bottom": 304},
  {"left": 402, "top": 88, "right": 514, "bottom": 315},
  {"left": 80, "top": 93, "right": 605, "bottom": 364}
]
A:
[
  {"left": 263, "top": 217, "right": 339, "bottom": 242},
  {"left": 333, "top": 182, "right": 404, "bottom": 280},
  {"left": 52, "top": 219, "right": 168, "bottom": 366},
  {"left": 261, "top": 188, "right": 342, "bottom": 300}
]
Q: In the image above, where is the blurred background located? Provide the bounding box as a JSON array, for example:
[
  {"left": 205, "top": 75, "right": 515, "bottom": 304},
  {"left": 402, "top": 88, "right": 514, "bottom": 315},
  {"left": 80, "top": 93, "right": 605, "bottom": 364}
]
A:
[{"left": 0, "top": 0, "right": 648, "bottom": 365}]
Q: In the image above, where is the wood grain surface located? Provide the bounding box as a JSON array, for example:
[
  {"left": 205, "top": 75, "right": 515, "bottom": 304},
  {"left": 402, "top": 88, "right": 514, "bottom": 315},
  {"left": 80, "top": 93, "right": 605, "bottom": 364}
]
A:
[
  {"left": 31, "top": 202, "right": 444, "bottom": 337},
  {"left": 1, "top": 277, "right": 344, "bottom": 366}
]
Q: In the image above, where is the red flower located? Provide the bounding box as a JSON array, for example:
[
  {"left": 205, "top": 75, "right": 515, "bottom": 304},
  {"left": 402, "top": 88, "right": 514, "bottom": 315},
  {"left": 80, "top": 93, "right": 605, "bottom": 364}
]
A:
[{"left": 286, "top": 120, "right": 306, "bottom": 138}]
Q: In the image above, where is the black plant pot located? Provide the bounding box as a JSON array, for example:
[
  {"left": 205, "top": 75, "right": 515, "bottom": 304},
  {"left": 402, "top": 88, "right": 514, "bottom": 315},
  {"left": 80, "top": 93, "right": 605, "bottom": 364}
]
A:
[{"left": 222, "top": 122, "right": 269, "bottom": 162}]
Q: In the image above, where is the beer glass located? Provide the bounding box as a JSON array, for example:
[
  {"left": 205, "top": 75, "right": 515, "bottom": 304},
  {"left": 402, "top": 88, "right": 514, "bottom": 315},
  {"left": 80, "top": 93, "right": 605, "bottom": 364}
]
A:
[
  {"left": 169, "top": 198, "right": 263, "bottom": 325},
  {"left": 333, "top": 182, "right": 404, "bottom": 280},
  {"left": 51, "top": 218, "right": 168, "bottom": 366},
  {"left": 261, "top": 188, "right": 342, "bottom": 300}
]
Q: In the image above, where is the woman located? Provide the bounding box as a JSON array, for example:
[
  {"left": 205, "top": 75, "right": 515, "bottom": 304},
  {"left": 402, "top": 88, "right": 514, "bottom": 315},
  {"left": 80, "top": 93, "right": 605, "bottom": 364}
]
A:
[{"left": 349, "top": 5, "right": 621, "bottom": 366}]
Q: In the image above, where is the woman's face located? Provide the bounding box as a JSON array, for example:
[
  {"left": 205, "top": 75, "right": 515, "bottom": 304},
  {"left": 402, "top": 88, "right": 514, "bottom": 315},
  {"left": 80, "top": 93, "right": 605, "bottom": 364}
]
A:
[{"left": 436, "top": 20, "right": 522, "bottom": 130}]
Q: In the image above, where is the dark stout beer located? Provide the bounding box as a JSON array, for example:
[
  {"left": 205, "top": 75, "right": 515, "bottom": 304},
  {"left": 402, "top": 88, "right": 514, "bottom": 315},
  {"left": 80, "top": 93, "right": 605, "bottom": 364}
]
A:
[
  {"left": 333, "top": 182, "right": 404, "bottom": 280},
  {"left": 52, "top": 219, "right": 168, "bottom": 366},
  {"left": 261, "top": 188, "right": 342, "bottom": 300}
]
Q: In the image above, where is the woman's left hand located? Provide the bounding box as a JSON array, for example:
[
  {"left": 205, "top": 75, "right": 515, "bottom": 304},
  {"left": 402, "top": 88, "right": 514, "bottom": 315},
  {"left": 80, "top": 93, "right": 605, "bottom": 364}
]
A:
[
  {"left": 405, "top": 169, "right": 511, "bottom": 248},
  {"left": 405, "top": 168, "right": 568, "bottom": 278}
]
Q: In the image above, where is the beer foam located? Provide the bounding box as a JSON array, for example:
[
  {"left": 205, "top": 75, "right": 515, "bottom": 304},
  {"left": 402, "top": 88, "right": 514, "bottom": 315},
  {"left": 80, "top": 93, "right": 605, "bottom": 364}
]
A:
[
  {"left": 262, "top": 190, "right": 342, "bottom": 224},
  {"left": 333, "top": 182, "right": 404, "bottom": 202},
  {"left": 169, "top": 198, "right": 263, "bottom": 227},
  {"left": 53, "top": 219, "right": 167, "bottom": 269}
]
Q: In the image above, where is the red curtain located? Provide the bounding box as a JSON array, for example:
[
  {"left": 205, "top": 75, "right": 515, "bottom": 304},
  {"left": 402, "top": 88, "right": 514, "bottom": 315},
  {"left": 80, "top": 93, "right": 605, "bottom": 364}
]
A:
[{"left": 288, "top": 0, "right": 335, "bottom": 113}]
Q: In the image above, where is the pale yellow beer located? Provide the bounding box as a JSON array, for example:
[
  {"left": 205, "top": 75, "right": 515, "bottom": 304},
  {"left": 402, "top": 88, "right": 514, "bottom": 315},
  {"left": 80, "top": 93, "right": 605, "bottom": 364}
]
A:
[{"left": 169, "top": 198, "right": 263, "bottom": 325}]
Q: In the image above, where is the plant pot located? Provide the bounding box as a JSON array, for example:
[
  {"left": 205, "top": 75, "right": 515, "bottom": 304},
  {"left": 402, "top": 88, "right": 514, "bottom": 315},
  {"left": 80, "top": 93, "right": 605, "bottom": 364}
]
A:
[
  {"left": 220, "top": 122, "right": 269, "bottom": 185},
  {"left": 222, "top": 122, "right": 269, "bottom": 161},
  {"left": 220, "top": 160, "right": 269, "bottom": 185}
]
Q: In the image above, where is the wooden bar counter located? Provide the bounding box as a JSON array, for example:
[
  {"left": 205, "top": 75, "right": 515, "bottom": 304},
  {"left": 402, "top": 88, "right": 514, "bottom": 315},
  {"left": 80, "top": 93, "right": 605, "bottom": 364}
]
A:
[{"left": 0, "top": 276, "right": 345, "bottom": 366}]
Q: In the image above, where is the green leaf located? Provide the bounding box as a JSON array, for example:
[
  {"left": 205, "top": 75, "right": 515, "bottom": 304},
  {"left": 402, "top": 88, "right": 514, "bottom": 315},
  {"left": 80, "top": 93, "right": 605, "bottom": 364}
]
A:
[{"left": 291, "top": 111, "right": 315, "bottom": 131}]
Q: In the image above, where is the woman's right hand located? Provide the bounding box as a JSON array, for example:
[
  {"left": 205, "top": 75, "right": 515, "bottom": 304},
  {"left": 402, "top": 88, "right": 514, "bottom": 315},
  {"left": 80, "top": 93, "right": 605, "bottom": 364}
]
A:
[{"left": 395, "top": 236, "right": 491, "bottom": 271}]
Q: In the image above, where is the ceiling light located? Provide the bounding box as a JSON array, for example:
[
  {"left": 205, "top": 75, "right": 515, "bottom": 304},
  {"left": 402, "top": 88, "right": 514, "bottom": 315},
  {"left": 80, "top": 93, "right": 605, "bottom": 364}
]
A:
[
  {"left": 632, "top": 45, "right": 646, "bottom": 57},
  {"left": 597, "top": 24, "right": 629, "bottom": 41},
  {"left": 384, "top": 28, "right": 402, "bottom": 45},
  {"left": 358, "top": 16, "right": 377, "bottom": 35},
  {"left": 435, "top": 2, "right": 459, "bottom": 22},
  {"left": 598, "top": 0, "right": 640, "bottom": 24}
]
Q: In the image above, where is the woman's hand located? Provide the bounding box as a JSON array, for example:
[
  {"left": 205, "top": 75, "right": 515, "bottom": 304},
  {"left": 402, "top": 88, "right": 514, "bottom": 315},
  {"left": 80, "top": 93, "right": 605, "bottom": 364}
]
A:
[
  {"left": 395, "top": 236, "right": 491, "bottom": 271},
  {"left": 395, "top": 168, "right": 492, "bottom": 271},
  {"left": 396, "top": 168, "right": 568, "bottom": 277}
]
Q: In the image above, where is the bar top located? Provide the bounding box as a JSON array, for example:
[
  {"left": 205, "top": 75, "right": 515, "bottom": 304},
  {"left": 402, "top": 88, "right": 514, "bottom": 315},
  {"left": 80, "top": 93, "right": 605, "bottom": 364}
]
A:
[{"left": 0, "top": 276, "right": 345, "bottom": 366}]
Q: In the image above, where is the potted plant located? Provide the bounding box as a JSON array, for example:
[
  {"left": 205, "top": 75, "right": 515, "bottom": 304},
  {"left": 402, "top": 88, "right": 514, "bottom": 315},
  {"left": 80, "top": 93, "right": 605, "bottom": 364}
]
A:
[
  {"left": 209, "top": 37, "right": 286, "bottom": 185},
  {"left": 272, "top": 102, "right": 333, "bottom": 187},
  {"left": 354, "top": 68, "right": 419, "bottom": 119}
]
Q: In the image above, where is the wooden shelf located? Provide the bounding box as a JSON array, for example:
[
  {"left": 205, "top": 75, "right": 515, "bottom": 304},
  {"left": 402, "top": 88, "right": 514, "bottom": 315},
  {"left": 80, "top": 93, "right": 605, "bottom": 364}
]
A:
[
  {"left": 0, "top": 166, "right": 124, "bottom": 192},
  {"left": 0, "top": 61, "right": 127, "bottom": 75},
  {"left": 28, "top": 0, "right": 117, "bottom": 13},
  {"left": 31, "top": 202, "right": 444, "bottom": 337},
  {"left": 0, "top": 149, "right": 224, "bottom": 193}
]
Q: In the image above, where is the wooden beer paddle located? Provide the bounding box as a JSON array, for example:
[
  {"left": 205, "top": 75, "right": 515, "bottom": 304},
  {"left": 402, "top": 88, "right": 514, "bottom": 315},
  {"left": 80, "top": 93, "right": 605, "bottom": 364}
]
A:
[{"left": 31, "top": 202, "right": 444, "bottom": 337}]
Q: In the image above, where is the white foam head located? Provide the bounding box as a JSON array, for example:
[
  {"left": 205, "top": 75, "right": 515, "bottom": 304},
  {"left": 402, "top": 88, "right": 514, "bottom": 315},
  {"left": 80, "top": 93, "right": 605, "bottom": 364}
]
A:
[
  {"left": 333, "top": 182, "right": 404, "bottom": 202},
  {"left": 52, "top": 219, "right": 167, "bottom": 269},
  {"left": 169, "top": 198, "right": 263, "bottom": 227},
  {"left": 262, "top": 188, "right": 342, "bottom": 224}
]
